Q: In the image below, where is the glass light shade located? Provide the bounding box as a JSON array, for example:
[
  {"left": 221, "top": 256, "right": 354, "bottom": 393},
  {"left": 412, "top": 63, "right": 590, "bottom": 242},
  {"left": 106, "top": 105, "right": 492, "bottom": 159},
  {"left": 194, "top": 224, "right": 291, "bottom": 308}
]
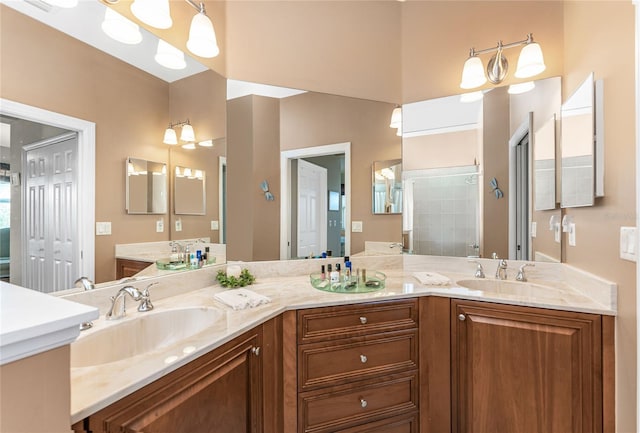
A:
[
  {"left": 389, "top": 107, "right": 402, "bottom": 128},
  {"left": 102, "top": 8, "right": 142, "bottom": 45},
  {"left": 43, "top": 0, "right": 78, "bottom": 8},
  {"left": 396, "top": 126, "right": 402, "bottom": 137},
  {"left": 155, "top": 40, "right": 186, "bottom": 70},
  {"left": 198, "top": 139, "right": 213, "bottom": 147},
  {"left": 460, "top": 91, "right": 484, "bottom": 103},
  {"left": 515, "top": 42, "right": 546, "bottom": 78},
  {"left": 194, "top": 170, "right": 204, "bottom": 179},
  {"left": 182, "top": 143, "right": 196, "bottom": 150},
  {"left": 183, "top": 168, "right": 193, "bottom": 177},
  {"left": 186, "top": 13, "right": 220, "bottom": 58},
  {"left": 460, "top": 56, "right": 487, "bottom": 89},
  {"left": 163, "top": 127, "right": 177, "bottom": 145},
  {"left": 508, "top": 81, "right": 536, "bottom": 95},
  {"left": 180, "top": 124, "right": 196, "bottom": 142},
  {"left": 175, "top": 167, "right": 182, "bottom": 177},
  {"left": 130, "top": 0, "right": 172, "bottom": 29}
]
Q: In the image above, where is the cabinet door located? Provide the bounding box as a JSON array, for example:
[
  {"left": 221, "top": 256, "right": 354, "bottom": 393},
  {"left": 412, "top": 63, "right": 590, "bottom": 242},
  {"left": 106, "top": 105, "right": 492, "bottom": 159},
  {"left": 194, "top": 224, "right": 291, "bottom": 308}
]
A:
[
  {"left": 451, "top": 300, "right": 602, "bottom": 433},
  {"left": 86, "top": 330, "right": 262, "bottom": 433}
]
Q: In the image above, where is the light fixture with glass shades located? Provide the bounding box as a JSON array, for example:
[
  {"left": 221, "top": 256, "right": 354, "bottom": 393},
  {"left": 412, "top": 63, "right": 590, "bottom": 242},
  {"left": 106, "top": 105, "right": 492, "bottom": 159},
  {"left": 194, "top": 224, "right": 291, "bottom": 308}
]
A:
[
  {"left": 389, "top": 105, "right": 402, "bottom": 136},
  {"left": 154, "top": 40, "right": 186, "bottom": 70},
  {"left": 460, "top": 33, "right": 546, "bottom": 90},
  {"left": 101, "top": 7, "right": 142, "bottom": 45},
  {"left": 129, "top": 0, "right": 220, "bottom": 59},
  {"left": 163, "top": 120, "right": 214, "bottom": 150}
]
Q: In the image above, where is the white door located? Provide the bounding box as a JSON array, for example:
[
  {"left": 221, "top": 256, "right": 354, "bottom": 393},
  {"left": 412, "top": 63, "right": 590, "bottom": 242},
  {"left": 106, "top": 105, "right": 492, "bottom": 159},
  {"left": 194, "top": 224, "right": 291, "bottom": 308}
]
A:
[
  {"left": 297, "top": 159, "right": 327, "bottom": 258},
  {"left": 24, "top": 133, "right": 78, "bottom": 293}
]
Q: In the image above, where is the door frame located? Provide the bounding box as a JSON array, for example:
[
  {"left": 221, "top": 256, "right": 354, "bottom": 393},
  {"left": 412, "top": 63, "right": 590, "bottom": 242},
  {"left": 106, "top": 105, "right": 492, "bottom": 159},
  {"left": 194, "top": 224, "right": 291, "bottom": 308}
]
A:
[
  {"left": 280, "top": 142, "right": 351, "bottom": 260},
  {"left": 508, "top": 113, "right": 533, "bottom": 260},
  {"left": 1, "top": 98, "right": 96, "bottom": 282}
]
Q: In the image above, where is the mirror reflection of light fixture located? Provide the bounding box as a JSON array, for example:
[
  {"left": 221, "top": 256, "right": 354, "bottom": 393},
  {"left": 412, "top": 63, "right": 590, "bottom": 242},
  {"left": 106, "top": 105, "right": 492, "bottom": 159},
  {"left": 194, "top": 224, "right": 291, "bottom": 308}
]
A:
[
  {"left": 164, "top": 119, "right": 193, "bottom": 145},
  {"left": 155, "top": 40, "right": 186, "bottom": 70},
  {"left": 128, "top": 0, "right": 219, "bottom": 58},
  {"left": 198, "top": 139, "right": 213, "bottom": 147},
  {"left": 182, "top": 143, "right": 196, "bottom": 150},
  {"left": 460, "top": 33, "right": 546, "bottom": 90},
  {"left": 508, "top": 81, "right": 536, "bottom": 95},
  {"left": 389, "top": 106, "right": 402, "bottom": 128},
  {"left": 102, "top": 7, "right": 142, "bottom": 44}
]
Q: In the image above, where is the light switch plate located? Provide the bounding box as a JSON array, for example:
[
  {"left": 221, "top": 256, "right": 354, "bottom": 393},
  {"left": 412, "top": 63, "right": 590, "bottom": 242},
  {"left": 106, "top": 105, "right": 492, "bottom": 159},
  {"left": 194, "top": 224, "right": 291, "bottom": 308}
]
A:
[
  {"left": 96, "top": 222, "right": 111, "bottom": 236},
  {"left": 530, "top": 222, "right": 537, "bottom": 238},
  {"left": 211, "top": 220, "right": 219, "bottom": 230},
  {"left": 620, "top": 226, "right": 637, "bottom": 262},
  {"left": 568, "top": 223, "right": 576, "bottom": 247},
  {"left": 352, "top": 221, "right": 363, "bottom": 233},
  {"left": 175, "top": 219, "right": 182, "bottom": 232}
]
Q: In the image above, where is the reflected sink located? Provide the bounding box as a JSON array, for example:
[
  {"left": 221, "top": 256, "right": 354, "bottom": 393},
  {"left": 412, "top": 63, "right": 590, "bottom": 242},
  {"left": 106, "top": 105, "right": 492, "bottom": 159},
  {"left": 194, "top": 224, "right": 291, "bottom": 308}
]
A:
[
  {"left": 71, "top": 307, "right": 226, "bottom": 368},
  {"left": 456, "top": 279, "right": 560, "bottom": 299}
]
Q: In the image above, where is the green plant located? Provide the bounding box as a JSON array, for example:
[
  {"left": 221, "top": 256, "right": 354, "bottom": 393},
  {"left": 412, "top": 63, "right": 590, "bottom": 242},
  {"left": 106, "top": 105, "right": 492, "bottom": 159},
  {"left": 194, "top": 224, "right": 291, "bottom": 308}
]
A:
[{"left": 216, "top": 268, "right": 256, "bottom": 288}]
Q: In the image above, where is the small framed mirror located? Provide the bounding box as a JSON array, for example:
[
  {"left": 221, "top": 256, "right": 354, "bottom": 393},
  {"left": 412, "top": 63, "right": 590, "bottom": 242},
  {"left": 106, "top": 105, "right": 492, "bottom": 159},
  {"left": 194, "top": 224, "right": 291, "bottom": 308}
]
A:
[
  {"left": 372, "top": 159, "right": 402, "bottom": 214},
  {"left": 174, "top": 166, "right": 206, "bottom": 215},
  {"left": 125, "top": 157, "right": 167, "bottom": 214}
]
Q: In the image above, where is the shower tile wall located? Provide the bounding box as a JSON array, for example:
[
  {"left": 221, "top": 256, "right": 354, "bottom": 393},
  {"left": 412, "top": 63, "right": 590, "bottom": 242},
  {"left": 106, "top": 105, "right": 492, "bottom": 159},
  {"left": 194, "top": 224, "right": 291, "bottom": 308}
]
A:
[{"left": 406, "top": 166, "right": 479, "bottom": 257}]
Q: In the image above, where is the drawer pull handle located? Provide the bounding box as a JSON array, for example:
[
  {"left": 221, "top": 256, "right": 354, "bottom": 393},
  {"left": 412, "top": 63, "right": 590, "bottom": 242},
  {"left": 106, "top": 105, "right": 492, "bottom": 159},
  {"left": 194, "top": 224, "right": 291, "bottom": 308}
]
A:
[
  {"left": 359, "top": 316, "right": 367, "bottom": 325},
  {"left": 360, "top": 354, "right": 368, "bottom": 363},
  {"left": 360, "top": 398, "right": 368, "bottom": 408},
  {"left": 458, "top": 314, "right": 466, "bottom": 321},
  {"left": 251, "top": 346, "right": 261, "bottom": 356}
]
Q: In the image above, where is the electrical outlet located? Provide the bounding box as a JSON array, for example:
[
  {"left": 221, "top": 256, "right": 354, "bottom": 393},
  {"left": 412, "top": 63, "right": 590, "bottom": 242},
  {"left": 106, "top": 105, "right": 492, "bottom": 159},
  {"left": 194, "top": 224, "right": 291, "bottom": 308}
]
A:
[
  {"left": 568, "top": 223, "right": 576, "bottom": 247},
  {"left": 156, "top": 219, "right": 164, "bottom": 233},
  {"left": 211, "top": 220, "right": 219, "bottom": 230},
  {"left": 620, "top": 227, "right": 637, "bottom": 262},
  {"left": 531, "top": 222, "right": 537, "bottom": 238},
  {"left": 175, "top": 219, "right": 182, "bottom": 232}
]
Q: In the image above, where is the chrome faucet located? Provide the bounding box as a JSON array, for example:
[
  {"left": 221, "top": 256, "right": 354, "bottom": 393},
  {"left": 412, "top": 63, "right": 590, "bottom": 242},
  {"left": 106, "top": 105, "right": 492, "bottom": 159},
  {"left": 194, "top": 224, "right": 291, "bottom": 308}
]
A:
[
  {"left": 468, "top": 260, "right": 485, "bottom": 278},
  {"left": 106, "top": 283, "right": 156, "bottom": 320},
  {"left": 389, "top": 242, "right": 404, "bottom": 249},
  {"left": 74, "top": 277, "right": 95, "bottom": 330},
  {"left": 492, "top": 255, "right": 508, "bottom": 280},
  {"left": 515, "top": 263, "right": 535, "bottom": 282}
]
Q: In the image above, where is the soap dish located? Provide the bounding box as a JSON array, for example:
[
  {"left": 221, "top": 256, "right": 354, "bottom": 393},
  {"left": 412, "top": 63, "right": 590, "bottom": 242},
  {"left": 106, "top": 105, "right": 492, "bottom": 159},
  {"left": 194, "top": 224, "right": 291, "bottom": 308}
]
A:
[{"left": 309, "top": 270, "right": 386, "bottom": 293}]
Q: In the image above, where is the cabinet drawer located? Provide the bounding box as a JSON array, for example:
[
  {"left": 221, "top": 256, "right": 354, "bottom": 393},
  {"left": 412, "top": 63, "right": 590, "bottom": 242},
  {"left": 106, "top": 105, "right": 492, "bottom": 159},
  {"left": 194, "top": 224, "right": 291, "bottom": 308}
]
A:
[
  {"left": 299, "top": 372, "right": 418, "bottom": 433},
  {"left": 299, "top": 331, "right": 418, "bottom": 390},
  {"left": 335, "top": 413, "right": 418, "bottom": 433},
  {"left": 297, "top": 300, "right": 418, "bottom": 343}
]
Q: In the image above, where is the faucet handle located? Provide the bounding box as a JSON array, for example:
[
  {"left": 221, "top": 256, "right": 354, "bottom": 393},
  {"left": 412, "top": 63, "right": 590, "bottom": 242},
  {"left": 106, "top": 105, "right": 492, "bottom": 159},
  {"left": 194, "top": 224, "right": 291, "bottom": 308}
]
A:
[
  {"left": 468, "top": 260, "right": 485, "bottom": 278},
  {"left": 515, "top": 263, "right": 535, "bottom": 282},
  {"left": 138, "top": 282, "right": 157, "bottom": 312}
]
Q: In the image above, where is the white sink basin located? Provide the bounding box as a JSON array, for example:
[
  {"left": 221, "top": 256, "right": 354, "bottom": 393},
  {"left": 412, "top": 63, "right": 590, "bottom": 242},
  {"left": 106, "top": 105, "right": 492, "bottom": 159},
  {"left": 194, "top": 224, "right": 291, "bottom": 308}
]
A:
[
  {"left": 456, "top": 279, "right": 560, "bottom": 299},
  {"left": 71, "top": 307, "right": 226, "bottom": 368}
]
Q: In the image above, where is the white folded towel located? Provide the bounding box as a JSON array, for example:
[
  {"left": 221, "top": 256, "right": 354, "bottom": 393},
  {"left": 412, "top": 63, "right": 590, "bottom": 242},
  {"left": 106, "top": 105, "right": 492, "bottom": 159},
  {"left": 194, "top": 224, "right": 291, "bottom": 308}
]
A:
[
  {"left": 413, "top": 272, "right": 451, "bottom": 286},
  {"left": 214, "top": 288, "right": 272, "bottom": 310}
]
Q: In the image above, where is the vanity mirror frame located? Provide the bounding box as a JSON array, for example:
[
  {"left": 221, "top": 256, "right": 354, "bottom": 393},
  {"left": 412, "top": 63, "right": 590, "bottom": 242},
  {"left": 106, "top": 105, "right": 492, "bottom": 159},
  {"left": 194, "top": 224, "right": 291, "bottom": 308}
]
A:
[
  {"left": 372, "top": 159, "right": 403, "bottom": 215},
  {"left": 125, "top": 157, "right": 168, "bottom": 215}
]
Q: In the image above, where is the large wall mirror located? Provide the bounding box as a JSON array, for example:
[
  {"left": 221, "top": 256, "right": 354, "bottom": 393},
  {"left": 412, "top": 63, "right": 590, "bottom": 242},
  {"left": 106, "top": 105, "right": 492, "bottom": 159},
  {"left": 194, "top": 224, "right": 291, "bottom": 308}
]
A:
[{"left": 402, "top": 76, "right": 562, "bottom": 261}]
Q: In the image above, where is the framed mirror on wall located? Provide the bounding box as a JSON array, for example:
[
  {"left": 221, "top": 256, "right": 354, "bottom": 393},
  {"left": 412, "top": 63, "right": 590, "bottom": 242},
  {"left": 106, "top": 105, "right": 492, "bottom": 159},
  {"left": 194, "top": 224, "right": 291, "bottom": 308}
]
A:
[
  {"left": 372, "top": 159, "right": 402, "bottom": 214},
  {"left": 125, "top": 157, "right": 167, "bottom": 215}
]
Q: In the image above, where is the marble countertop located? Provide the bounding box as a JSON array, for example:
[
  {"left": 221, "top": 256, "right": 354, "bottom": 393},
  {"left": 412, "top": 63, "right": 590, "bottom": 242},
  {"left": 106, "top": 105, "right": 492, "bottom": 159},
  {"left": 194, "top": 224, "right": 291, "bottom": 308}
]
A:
[{"left": 69, "top": 262, "right": 616, "bottom": 423}]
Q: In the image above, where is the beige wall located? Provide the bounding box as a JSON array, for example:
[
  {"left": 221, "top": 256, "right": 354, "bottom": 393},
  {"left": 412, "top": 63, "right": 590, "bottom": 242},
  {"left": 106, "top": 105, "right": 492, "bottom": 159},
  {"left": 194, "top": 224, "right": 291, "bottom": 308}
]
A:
[
  {"left": 0, "top": 346, "right": 71, "bottom": 433},
  {"left": 280, "top": 92, "right": 403, "bottom": 253},
  {"left": 562, "top": 2, "right": 637, "bottom": 431},
  {"left": 225, "top": 0, "right": 402, "bottom": 103}
]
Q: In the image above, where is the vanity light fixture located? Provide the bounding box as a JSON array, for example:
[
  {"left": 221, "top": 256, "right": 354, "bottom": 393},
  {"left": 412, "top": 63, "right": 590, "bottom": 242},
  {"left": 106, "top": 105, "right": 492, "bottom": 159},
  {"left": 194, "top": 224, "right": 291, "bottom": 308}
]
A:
[
  {"left": 460, "top": 33, "right": 546, "bottom": 90},
  {"left": 181, "top": 143, "right": 196, "bottom": 150},
  {"left": 102, "top": 7, "right": 142, "bottom": 45},
  {"left": 129, "top": 0, "right": 219, "bottom": 58},
  {"left": 155, "top": 40, "right": 186, "bottom": 70},
  {"left": 198, "top": 139, "right": 213, "bottom": 147},
  {"left": 163, "top": 119, "right": 194, "bottom": 145}
]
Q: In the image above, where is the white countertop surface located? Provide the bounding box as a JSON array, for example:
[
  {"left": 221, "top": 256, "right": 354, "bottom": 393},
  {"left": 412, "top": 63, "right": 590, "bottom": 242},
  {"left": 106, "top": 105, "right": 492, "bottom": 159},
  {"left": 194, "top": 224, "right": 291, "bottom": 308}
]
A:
[
  {"left": 0, "top": 282, "right": 98, "bottom": 366},
  {"left": 68, "top": 262, "right": 616, "bottom": 423}
]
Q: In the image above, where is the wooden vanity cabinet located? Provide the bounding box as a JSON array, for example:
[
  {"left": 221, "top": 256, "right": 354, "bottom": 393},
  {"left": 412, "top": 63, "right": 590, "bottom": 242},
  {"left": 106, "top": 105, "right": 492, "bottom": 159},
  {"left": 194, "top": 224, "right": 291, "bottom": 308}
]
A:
[
  {"left": 115, "top": 258, "right": 151, "bottom": 280},
  {"left": 74, "top": 325, "right": 267, "bottom": 433},
  {"left": 450, "top": 299, "right": 614, "bottom": 433},
  {"left": 289, "top": 299, "right": 420, "bottom": 433}
]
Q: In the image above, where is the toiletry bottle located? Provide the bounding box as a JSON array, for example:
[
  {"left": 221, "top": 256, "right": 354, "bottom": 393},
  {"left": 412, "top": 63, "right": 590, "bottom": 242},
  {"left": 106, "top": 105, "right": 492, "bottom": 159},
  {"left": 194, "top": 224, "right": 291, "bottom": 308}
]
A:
[
  {"left": 321, "top": 265, "right": 326, "bottom": 280},
  {"left": 329, "top": 264, "right": 339, "bottom": 283},
  {"left": 190, "top": 252, "right": 197, "bottom": 268},
  {"left": 196, "top": 250, "right": 202, "bottom": 267},
  {"left": 336, "top": 263, "right": 341, "bottom": 278},
  {"left": 344, "top": 256, "right": 351, "bottom": 281}
]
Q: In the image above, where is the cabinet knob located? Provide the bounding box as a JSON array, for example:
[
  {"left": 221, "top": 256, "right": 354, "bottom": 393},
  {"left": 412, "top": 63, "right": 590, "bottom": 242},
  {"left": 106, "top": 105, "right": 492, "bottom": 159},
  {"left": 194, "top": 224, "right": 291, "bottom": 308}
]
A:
[
  {"left": 360, "top": 398, "right": 368, "bottom": 408},
  {"left": 251, "top": 346, "right": 261, "bottom": 356},
  {"left": 359, "top": 316, "right": 367, "bottom": 325},
  {"left": 458, "top": 314, "right": 466, "bottom": 321},
  {"left": 360, "top": 354, "right": 368, "bottom": 363}
]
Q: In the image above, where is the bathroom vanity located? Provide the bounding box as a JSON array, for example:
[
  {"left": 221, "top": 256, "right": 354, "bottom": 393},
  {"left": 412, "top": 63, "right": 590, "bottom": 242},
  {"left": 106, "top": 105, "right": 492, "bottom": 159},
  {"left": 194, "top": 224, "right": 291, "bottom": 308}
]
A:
[{"left": 65, "top": 256, "right": 615, "bottom": 433}]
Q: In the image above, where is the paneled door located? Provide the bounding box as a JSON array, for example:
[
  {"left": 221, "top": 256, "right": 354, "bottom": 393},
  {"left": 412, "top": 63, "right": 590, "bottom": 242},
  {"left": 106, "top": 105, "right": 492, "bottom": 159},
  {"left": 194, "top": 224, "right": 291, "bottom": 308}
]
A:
[
  {"left": 297, "top": 159, "right": 327, "bottom": 258},
  {"left": 24, "top": 132, "right": 78, "bottom": 293}
]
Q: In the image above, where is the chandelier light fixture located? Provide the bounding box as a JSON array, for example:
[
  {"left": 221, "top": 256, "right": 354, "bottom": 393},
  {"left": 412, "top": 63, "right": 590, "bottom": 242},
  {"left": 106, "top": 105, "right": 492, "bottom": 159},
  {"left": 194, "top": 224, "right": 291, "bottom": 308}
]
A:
[
  {"left": 129, "top": 0, "right": 220, "bottom": 59},
  {"left": 460, "top": 33, "right": 546, "bottom": 90}
]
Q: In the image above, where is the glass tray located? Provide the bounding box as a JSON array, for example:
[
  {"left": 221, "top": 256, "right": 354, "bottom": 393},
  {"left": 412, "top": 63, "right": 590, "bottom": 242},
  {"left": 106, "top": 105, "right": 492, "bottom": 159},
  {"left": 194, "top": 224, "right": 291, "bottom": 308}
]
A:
[{"left": 310, "top": 270, "right": 386, "bottom": 293}]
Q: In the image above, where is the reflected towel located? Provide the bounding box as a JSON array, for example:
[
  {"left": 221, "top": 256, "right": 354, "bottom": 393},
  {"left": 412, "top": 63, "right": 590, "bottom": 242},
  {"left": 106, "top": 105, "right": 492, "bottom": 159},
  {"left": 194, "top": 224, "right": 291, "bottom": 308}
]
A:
[
  {"left": 214, "top": 288, "right": 272, "bottom": 310},
  {"left": 413, "top": 272, "right": 451, "bottom": 286}
]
